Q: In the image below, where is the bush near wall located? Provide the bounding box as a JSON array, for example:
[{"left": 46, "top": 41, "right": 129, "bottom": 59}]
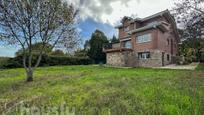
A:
[
  {"left": 200, "top": 49, "right": 204, "bottom": 62},
  {"left": 47, "top": 56, "right": 93, "bottom": 66},
  {"left": 0, "top": 57, "right": 11, "bottom": 69},
  {"left": 1, "top": 55, "right": 93, "bottom": 69}
]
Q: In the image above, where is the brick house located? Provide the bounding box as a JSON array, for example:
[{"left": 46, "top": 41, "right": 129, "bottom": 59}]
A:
[{"left": 103, "top": 10, "right": 180, "bottom": 67}]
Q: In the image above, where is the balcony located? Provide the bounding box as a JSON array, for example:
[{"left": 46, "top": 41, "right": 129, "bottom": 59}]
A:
[{"left": 103, "top": 43, "right": 133, "bottom": 53}]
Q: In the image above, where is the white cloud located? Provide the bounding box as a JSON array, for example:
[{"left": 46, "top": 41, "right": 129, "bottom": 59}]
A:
[
  {"left": 76, "top": 27, "right": 82, "bottom": 33},
  {"left": 68, "top": 0, "right": 175, "bottom": 25}
]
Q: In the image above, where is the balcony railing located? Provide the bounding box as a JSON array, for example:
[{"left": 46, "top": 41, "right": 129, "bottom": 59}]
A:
[
  {"left": 103, "top": 43, "right": 133, "bottom": 53},
  {"left": 103, "top": 43, "right": 120, "bottom": 50}
]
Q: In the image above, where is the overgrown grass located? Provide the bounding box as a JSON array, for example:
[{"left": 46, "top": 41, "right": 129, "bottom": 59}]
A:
[
  {"left": 0, "top": 65, "right": 204, "bottom": 114},
  {"left": 196, "top": 63, "right": 204, "bottom": 71}
]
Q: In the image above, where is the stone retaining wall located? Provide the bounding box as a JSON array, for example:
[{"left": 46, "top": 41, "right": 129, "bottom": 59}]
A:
[
  {"left": 106, "top": 50, "right": 172, "bottom": 67},
  {"left": 106, "top": 52, "right": 125, "bottom": 66}
]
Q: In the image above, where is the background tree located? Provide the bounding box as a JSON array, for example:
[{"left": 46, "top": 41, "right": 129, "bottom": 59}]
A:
[
  {"left": 50, "top": 49, "right": 65, "bottom": 56},
  {"left": 110, "top": 35, "right": 119, "bottom": 43},
  {"left": 15, "top": 42, "right": 53, "bottom": 56},
  {"left": 0, "top": 0, "right": 78, "bottom": 82},
  {"left": 173, "top": 0, "right": 204, "bottom": 61},
  {"left": 84, "top": 40, "right": 90, "bottom": 52},
  {"left": 87, "top": 30, "right": 109, "bottom": 64},
  {"left": 74, "top": 49, "right": 88, "bottom": 57}
]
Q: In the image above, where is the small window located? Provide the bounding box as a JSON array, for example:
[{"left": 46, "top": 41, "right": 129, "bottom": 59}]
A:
[
  {"left": 138, "top": 52, "right": 151, "bottom": 60},
  {"left": 137, "top": 34, "right": 152, "bottom": 43},
  {"left": 123, "top": 40, "right": 132, "bottom": 48},
  {"left": 124, "top": 26, "right": 129, "bottom": 32},
  {"left": 167, "top": 54, "right": 170, "bottom": 61}
]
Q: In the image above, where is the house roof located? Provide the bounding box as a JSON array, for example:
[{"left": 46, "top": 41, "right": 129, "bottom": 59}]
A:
[
  {"left": 134, "top": 10, "right": 169, "bottom": 22},
  {"left": 115, "top": 10, "right": 170, "bottom": 28},
  {"left": 127, "top": 22, "right": 168, "bottom": 34},
  {"left": 115, "top": 9, "right": 180, "bottom": 41}
]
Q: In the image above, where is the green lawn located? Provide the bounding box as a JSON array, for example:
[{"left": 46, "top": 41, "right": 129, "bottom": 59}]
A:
[
  {"left": 195, "top": 63, "right": 204, "bottom": 71},
  {"left": 0, "top": 65, "right": 204, "bottom": 114}
]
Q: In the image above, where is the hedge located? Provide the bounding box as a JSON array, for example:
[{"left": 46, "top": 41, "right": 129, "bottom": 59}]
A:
[
  {"left": 0, "top": 57, "right": 11, "bottom": 69},
  {"left": 1, "top": 55, "right": 93, "bottom": 69}
]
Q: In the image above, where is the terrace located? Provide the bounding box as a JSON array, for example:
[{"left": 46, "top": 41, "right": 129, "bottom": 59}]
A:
[{"left": 103, "top": 42, "right": 133, "bottom": 53}]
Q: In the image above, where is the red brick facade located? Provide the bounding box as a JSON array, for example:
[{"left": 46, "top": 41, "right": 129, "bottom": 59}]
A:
[{"left": 104, "top": 10, "right": 180, "bottom": 67}]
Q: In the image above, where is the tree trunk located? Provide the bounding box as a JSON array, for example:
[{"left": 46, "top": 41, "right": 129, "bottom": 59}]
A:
[{"left": 26, "top": 69, "right": 33, "bottom": 82}]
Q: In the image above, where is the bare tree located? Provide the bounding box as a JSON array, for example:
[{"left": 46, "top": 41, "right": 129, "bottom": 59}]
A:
[
  {"left": 173, "top": 0, "right": 204, "bottom": 61},
  {"left": 0, "top": 0, "right": 79, "bottom": 82}
]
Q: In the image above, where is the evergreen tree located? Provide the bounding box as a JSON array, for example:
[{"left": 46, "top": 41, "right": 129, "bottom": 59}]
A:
[
  {"left": 88, "top": 30, "right": 109, "bottom": 63},
  {"left": 110, "top": 35, "right": 119, "bottom": 43}
]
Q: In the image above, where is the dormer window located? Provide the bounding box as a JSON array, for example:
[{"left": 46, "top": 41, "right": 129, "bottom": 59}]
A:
[{"left": 124, "top": 26, "right": 129, "bottom": 32}]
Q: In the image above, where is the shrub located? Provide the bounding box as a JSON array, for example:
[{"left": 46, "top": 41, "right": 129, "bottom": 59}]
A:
[
  {"left": 200, "top": 52, "right": 204, "bottom": 62},
  {"left": 1, "top": 55, "right": 93, "bottom": 69},
  {"left": 0, "top": 57, "right": 11, "bottom": 69}
]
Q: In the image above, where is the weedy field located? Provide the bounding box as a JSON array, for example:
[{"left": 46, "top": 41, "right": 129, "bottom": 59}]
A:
[{"left": 0, "top": 64, "right": 204, "bottom": 114}]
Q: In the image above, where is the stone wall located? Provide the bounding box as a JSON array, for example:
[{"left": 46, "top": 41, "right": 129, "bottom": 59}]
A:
[
  {"left": 137, "top": 50, "right": 172, "bottom": 67},
  {"left": 106, "top": 51, "right": 135, "bottom": 67},
  {"left": 137, "top": 51, "right": 162, "bottom": 67},
  {"left": 106, "top": 52, "right": 125, "bottom": 66},
  {"left": 106, "top": 50, "right": 172, "bottom": 67}
]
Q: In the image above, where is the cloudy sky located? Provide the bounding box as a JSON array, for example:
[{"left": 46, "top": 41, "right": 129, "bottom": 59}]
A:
[{"left": 0, "top": 0, "right": 175, "bottom": 57}]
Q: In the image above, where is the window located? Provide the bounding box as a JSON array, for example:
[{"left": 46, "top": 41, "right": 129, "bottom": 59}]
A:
[
  {"left": 124, "top": 26, "right": 129, "bottom": 32},
  {"left": 167, "top": 54, "right": 170, "bottom": 61},
  {"left": 123, "top": 40, "right": 132, "bottom": 48},
  {"left": 137, "top": 34, "right": 152, "bottom": 43},
  {"left": 138, "top": 52, "right": 151, "bottom": 60}
]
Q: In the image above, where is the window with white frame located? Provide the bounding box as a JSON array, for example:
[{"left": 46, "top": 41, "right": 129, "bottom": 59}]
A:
[
  {"left": 123, "top": 40, "right": 132, "bottom": 48},
  {"left": 138, "top": 52, "right": 151, "bottom": 59},
  {"left": 137, "top": 34, "right": 152, "bottom": 43}
]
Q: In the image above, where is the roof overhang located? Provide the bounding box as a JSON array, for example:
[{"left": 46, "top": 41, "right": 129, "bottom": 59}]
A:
[
  {"left": 120, "top": 37, "right": 131, "bottom": 42},
  {"left": 115, "top": 25, "right": 123, "bottom": 28},
  {"left": 141, "top": 10, "right": 168, "bottom": 21},
  {"left": 127, "top": 22, "right": 168, "bottom": 34},
  {"left": 116, "top": 10, "right": 169, "bottom": 28},
  {"left": 163, "top": 11, "right": 180, "bottom": 42}
]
